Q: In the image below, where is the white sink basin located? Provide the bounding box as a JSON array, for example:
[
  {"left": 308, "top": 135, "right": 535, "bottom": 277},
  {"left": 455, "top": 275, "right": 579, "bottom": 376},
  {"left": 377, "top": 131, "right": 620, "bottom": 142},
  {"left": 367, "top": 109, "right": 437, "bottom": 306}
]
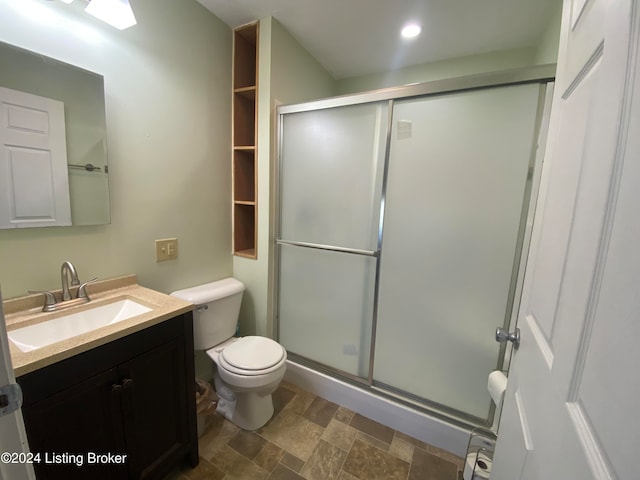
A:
[{"left": 8, "top": 299, "right": 152, "bottom": 353}]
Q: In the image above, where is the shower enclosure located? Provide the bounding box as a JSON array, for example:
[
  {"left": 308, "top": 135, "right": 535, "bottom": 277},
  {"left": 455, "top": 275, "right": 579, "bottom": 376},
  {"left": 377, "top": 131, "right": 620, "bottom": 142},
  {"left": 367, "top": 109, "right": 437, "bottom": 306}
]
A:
[{"left": 276, "top": 67, "right": 554, "bottom": 426}]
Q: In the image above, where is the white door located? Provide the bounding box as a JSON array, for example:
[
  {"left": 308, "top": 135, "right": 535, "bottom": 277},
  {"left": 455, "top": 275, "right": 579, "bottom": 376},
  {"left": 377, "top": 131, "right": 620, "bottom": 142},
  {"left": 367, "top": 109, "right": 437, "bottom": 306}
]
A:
[
  {"left": 0, "top": 86, "right": 71, "bottom": 228},
  {"left": 492, "top": 0, "right": 639, "bottom": 478},
  {"left": 0, "top": 290, "right": 36, "bottom": 480}
]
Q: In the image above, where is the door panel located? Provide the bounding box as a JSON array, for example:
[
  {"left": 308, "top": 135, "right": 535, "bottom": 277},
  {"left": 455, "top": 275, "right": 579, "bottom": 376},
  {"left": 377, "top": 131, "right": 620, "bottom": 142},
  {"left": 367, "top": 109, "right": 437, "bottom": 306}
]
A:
[
  {"left": 119, "top": 338, "right": 188, "bottom": 480},
  {"left": 278, "top": 101, "right": 388, "bottom": 380},
  {"left": 278, "top": 244, "right": 377, "bottom": 378},
  {"left": 374, "top": 84, "right": 541, "bottom": 419},
  {"left": 279, "top": 102, "right": 387, "bottom": 250},
  {"left": 525, "top": 66, "right": 595, "bottom": 341},
  {"left": 492, "top": 0, "right": 639, "bottom": 478},
  {"left": 21, "top": 369, "right": 126, "bottom": 480},
  {"left": 0, "top": 86, "right": 71, "bottom": 228}
]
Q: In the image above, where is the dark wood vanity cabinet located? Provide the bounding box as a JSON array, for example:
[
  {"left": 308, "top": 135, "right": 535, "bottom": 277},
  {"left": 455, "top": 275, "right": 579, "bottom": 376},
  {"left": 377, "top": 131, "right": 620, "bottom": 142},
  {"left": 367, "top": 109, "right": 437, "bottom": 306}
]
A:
[{"left": 17, "top": 313, "right": 199, "bottom": 480}]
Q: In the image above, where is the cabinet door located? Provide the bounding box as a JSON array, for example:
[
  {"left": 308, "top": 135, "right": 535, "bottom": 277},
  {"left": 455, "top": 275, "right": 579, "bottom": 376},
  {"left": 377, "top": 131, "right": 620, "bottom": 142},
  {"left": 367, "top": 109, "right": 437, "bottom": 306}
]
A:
[
  {"left": 22, "top": 368, "right": 128, "bottom": 480},
  {"left": 119, "top": 338, "right": 189, "bottom": 480}
]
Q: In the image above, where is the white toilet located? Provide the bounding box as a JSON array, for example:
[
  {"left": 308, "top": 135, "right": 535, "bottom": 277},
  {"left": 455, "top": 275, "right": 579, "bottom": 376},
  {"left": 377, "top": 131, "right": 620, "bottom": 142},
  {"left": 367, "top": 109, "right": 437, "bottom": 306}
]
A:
[{"left": 171, "top": 278, "right": 287, "bottom": 431}]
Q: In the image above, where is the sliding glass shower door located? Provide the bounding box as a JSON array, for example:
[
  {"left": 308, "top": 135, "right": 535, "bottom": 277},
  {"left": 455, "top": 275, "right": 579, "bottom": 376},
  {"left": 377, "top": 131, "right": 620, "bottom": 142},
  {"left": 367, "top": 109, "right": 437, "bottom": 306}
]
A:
[
  {"left": 277, "top": 102, "right": 388, "bottom": 379},
  {"left": 277, "top": 77, "right": 548, "bottom": 423},
  {"left": 374, "top": 84, "right": 541, "bottom": 419}
]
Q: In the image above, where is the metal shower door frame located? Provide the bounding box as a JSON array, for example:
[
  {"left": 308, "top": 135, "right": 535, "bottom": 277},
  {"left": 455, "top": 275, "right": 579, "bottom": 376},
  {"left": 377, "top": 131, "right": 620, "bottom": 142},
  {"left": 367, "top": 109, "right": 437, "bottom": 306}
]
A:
[{"left": 274, "top": 65, "right": 555, "bottom": 428}]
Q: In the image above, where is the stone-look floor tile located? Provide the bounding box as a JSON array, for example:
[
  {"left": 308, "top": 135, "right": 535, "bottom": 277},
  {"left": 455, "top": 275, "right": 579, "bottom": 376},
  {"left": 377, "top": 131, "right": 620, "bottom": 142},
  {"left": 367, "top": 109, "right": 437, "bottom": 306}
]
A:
[
  {"left": 283, "top": 389, "right": 317, "bottom": 415},
  {"left": 196, "top": 383, "right": 467, "bottom": 480},
  {"left": 427, "top": 444, "right": 465, "bottom": 470},
  {"left": 322, "top": 419, "right": 358, "bottom": 451},
  {"left": 389, "top": 435, "right": 415, "bottom": 463},
  {"left": 334, "top": 406, "right": 355, "bottom": 424},
  {"left": 280, "top": 453, "right": 305, "bottom": 473},
  {"left": 254, "top": 441, "right": 286, "bottom": 472},
  {"left": 356, "top": 431, "right": 390, "bottom": 451},
  {"left": 342, "top": 439, "right": 410, "bottom": 480},
  {"left": 409, "top": 447, "right": 458, "bottom": 480},
  {"left": 267, "top": 464, "right": 306, "bottom": 480},
  {"left": 206, "top": 411, "right": 229, "bottom": 430},
  {"left": 349, "top": 413, "right": 395, "bottom": 444},
  {"left": 272, "top": 385, "right": 296, "bottom": 417},
  {"left": 300, "top": 440, "right": 348, "bottom": 480},
  {"left": 227, "top": 429, "right": 268, "bottom": 460},
  {"left": 261, "top": 410, "right": 324, "bottom": 461},
  {"left": 162, "top": 466, "right": 187, "bottom": 480},
  {"left": 303, "top": 396, "right": 340, "bottom": 428},
  {"left": 278, "top": 381, "right": 302, "bottom": 392},
  {"left": 394, "top": 431, "right": 431, "bottom": 452},
  {"left": 209, "top": 445, "right": 269, "bottom": 480},
  {"left": 336, "top": 470, "right": 360, "bottom": 480},
  {"left": 198, "top": 414, "right": 241, "bottom": 461},
  {"left": 182, "top": 457, "right": 225, "bottom": 480}
]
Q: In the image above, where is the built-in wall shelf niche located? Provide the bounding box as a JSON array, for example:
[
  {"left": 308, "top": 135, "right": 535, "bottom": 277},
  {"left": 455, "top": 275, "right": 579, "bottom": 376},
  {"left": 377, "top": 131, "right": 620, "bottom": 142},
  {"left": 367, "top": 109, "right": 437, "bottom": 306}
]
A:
[{"left": 232, "top": 22, "right": 258, "bottom": 258}]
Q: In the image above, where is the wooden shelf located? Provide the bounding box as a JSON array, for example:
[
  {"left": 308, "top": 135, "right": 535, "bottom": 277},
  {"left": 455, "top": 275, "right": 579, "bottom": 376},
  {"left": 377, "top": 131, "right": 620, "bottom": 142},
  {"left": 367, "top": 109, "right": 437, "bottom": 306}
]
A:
[
  {"left": 234, "top": 149, "right": 255, "bottom": 202},
  {"left": 232, "top": 22, "right": 258, "bottom": 259},
  {"left": 233, "top": 25, "right": 257, "bottom": 89},
  {"left": 233, "top": 203, "right": 257, "bottom": 257},
  {"left": 233, "top": 93, "right": 256, "bottom": 146},
  {"left": 234, "top": 248, "right": 257, "bottom": 259},
  {"left": 234, "top": 86, "right": 256, "bottom": 99}
]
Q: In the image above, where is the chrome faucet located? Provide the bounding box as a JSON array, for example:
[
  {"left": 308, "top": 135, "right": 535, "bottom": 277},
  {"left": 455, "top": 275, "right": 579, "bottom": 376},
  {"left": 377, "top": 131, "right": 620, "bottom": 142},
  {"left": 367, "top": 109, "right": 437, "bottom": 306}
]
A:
[
  {"left": 61, "top": 261, "right": 80, "bottom": 301},
  {"left": 29, "top": 262, "right": 98, "bottom": 312}
]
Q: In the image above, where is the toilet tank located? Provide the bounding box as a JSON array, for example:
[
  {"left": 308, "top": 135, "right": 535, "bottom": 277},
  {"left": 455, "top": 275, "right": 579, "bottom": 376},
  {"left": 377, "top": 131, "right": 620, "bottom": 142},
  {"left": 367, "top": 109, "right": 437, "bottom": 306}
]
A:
[{"left": 171, "top": 278, "right": 245, "bottom": 350}]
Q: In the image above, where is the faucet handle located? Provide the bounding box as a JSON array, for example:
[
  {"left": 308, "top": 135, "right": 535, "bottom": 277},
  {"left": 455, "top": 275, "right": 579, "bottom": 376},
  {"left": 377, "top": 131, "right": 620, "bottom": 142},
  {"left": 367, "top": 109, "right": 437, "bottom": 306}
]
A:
[
  {"left": 77, "top": 278, "right": 98, "bottom": 300},
  {"left": 28, "top": 290, "right": 57, "bottom": 312}
]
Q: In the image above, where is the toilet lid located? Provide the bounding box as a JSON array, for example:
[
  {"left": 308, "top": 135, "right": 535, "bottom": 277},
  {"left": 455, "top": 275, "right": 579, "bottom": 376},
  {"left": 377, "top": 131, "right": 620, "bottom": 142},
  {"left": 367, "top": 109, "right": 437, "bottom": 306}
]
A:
[{"left": 221, "top": 336, "right": 285, "bottom": 371}]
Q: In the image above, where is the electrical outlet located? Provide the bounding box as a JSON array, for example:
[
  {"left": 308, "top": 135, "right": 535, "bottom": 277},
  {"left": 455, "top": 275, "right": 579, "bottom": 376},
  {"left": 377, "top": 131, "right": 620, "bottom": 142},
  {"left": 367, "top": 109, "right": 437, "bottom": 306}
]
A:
[{"left": 155, "top": 238, "right": 178, "bottom": 262}]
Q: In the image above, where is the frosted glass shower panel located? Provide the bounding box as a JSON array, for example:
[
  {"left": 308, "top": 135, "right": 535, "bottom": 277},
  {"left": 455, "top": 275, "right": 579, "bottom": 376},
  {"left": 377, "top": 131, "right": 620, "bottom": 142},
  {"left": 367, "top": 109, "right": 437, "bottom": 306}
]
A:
[
  {"left": 280, "top": 103, "right": 387, "bottom": 250},
  {"left": 278, "top": 244, "right": 376, "bottom": 378},
  {"left": 374, "top": 84, "right": 541, "bottom": 419}
]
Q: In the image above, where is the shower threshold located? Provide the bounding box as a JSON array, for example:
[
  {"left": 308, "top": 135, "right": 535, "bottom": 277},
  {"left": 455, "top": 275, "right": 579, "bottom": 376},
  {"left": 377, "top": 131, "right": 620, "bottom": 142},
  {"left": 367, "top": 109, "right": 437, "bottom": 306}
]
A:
[
  {"left": 286, "top": 353, "right": 492, "bottom": 433},
  {"left": 284, "top": 358, "right": 473, "bottom": 457}
]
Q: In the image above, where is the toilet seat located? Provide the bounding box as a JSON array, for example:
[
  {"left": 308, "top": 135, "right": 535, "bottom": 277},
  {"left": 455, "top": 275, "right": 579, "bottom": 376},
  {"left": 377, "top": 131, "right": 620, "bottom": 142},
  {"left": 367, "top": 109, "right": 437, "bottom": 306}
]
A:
[{"left": 219, "top": 336, "right": 286, "bottom": 376}]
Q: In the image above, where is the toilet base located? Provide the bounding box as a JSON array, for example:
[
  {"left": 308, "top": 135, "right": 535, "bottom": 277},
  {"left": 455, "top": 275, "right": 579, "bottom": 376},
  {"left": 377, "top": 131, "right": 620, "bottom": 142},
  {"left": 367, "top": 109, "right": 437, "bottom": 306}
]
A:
[{"left": 231, "top": 390, "right": 275, "bottom": 431}]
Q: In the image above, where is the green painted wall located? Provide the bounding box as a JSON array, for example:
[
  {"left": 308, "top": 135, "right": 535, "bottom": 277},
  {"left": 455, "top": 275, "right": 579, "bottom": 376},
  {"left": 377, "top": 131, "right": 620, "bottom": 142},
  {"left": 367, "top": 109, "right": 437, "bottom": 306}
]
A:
[
  {"left": 0, "top": 0, "right": 233, "bottom": 299},
  {"left": 336, "top": 47, "right": 538, "bottom": 95},
  {"left": 535, "top": 2, "right": 562, "bottom": 65}
]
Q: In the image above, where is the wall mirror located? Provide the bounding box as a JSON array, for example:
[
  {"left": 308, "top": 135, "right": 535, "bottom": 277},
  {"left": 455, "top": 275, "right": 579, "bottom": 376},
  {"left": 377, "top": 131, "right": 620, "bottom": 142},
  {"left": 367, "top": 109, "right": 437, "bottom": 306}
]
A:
[{"left": 0, "top": 41, "right": 110, "bottom": 228}]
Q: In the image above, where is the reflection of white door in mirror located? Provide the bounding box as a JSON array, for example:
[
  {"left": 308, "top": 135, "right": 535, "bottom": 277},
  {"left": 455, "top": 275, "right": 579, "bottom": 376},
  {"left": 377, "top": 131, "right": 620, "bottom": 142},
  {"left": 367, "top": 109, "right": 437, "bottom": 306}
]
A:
[{"left": 0, "top": 86, "right": 71, "bottom": 229}]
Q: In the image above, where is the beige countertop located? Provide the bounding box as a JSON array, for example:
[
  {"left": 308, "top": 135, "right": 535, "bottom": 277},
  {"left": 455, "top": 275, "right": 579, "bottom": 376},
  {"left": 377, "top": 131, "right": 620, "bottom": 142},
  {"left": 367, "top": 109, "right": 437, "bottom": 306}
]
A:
[{"left": 3, "top": 275, "right": 194, "bottom": 377}]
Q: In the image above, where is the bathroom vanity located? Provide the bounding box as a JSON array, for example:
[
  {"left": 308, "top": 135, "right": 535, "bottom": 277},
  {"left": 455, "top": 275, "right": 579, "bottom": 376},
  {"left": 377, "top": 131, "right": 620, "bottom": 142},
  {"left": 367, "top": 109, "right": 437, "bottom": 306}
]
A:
[{"left": 3, "top": 276, "right": 199, "bottom": 480}]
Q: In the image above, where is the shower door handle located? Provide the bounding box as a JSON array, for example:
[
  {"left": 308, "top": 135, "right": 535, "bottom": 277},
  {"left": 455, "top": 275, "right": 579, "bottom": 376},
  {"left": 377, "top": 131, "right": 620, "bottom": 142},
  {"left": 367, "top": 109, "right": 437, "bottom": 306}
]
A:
[{"left": 495, "top": 327, "right": 520, "bottom": 350}]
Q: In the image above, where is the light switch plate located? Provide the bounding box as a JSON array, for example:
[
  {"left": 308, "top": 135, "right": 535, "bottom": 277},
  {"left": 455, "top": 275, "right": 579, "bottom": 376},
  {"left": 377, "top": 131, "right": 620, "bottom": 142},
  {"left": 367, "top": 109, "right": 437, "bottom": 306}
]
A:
[{"left": 155, "top": 238, "right": 178, "bottom": 262}]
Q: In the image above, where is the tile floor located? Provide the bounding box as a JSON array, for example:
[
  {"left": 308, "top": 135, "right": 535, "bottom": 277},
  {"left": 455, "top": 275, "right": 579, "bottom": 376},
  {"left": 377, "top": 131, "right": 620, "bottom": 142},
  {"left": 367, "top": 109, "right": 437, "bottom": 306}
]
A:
[{"left": 169, "top": 381, "right": 464, "bottom": 480}]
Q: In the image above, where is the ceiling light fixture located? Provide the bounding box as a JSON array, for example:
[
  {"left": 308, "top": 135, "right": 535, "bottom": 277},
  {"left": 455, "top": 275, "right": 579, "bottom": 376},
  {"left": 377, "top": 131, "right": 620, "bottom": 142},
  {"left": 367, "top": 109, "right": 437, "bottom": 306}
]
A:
[
  {"left": 401, "top": 23, "right": 422, "bottom": 39},
  {"left": 85, "top": 0, "right": 137, "bottom": 30}
]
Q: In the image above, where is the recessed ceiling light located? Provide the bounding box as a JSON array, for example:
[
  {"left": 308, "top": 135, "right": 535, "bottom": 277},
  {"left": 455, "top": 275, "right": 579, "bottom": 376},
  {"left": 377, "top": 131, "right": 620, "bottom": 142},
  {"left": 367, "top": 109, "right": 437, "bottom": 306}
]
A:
[{"left": 401, "top": 23, "right": 422, "bottom": 39}]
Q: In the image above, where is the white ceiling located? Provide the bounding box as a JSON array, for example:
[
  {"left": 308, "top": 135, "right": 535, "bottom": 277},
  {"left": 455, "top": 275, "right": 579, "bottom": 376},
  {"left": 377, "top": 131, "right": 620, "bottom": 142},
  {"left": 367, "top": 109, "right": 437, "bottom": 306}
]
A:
[{"left": 196, "top": 0, "right": 560, "bottom": 79}]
